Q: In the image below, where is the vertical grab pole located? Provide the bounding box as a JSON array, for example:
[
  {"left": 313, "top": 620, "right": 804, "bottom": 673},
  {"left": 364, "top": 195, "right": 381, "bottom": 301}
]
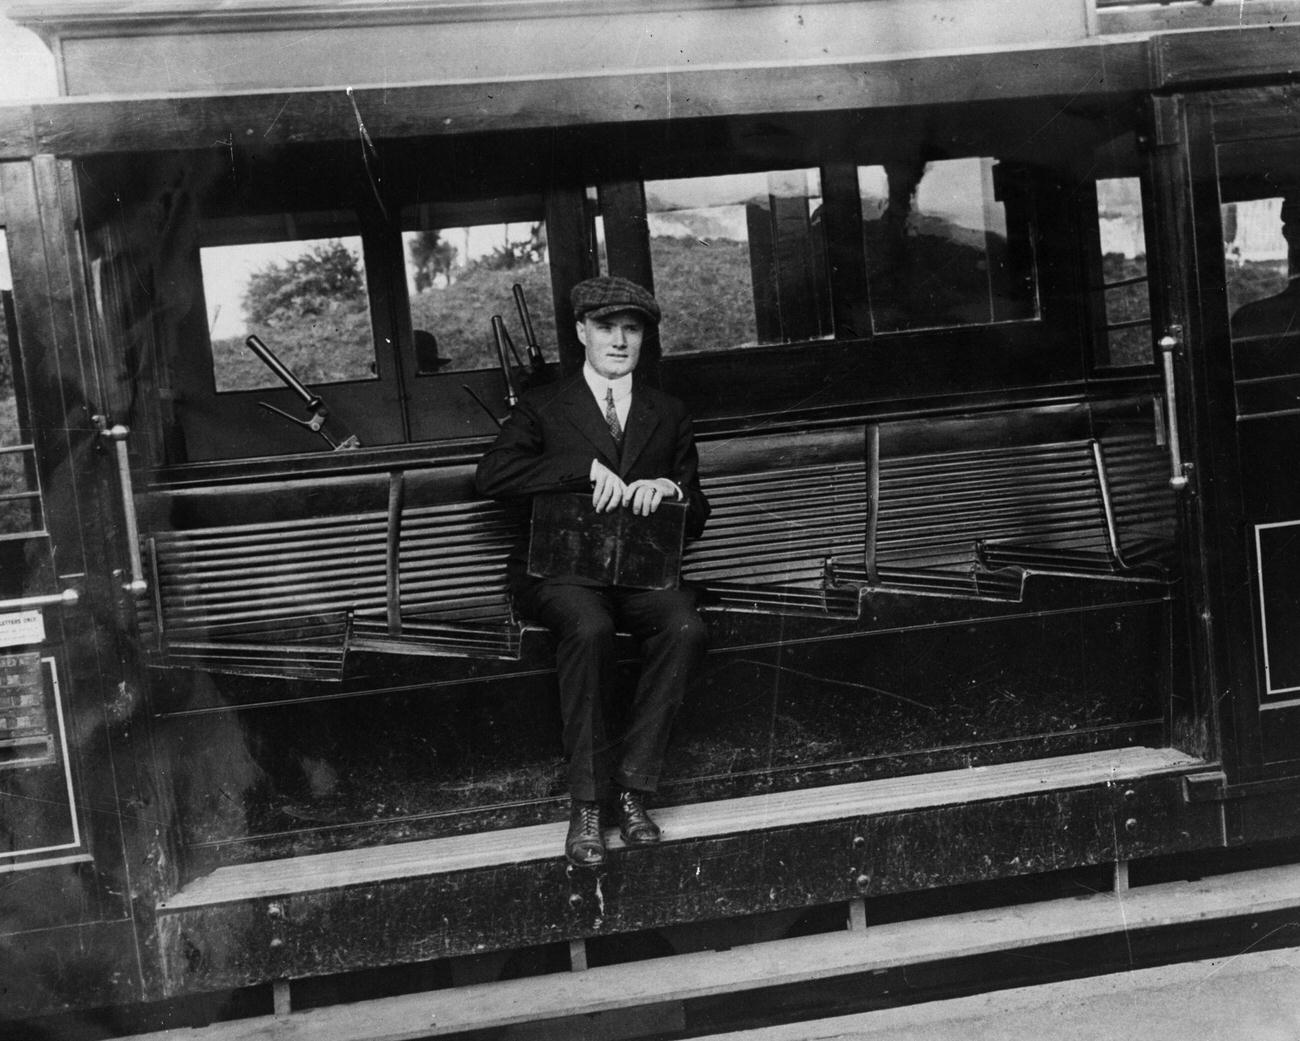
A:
[
  {"left": 1158, "top": 329, "right": 1190, "bottom": 492},
  {"left": 99, "top": 422, "right": 149, "bottom": 594}
]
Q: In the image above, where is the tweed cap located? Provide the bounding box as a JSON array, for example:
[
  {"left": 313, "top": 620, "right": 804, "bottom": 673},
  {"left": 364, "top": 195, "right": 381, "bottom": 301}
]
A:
[{"left": 571, "top": 276, "right": 661, "bottom": 324}]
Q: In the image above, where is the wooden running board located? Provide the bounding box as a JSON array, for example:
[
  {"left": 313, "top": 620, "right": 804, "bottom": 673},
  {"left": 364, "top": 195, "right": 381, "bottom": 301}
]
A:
[
  {"left": 136, "top": 859, "right": 1300, "bottom": 1041},
  {"left": 159, "top": 746, "right": 1203, "bottom": 912}
]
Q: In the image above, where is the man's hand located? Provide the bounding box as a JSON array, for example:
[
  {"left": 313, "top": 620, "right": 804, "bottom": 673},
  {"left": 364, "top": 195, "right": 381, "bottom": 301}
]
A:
[
  {"left": 590, "top": 459, "right": 628, "bottom": 512},
  {"left": 623, "top": 478, "right": 681, "bottom": 516}
]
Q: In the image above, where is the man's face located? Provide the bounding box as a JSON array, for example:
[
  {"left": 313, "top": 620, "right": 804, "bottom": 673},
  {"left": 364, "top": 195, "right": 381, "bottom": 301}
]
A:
[{"left": 577, "top": 311, "right": 644, "bottom": 380}]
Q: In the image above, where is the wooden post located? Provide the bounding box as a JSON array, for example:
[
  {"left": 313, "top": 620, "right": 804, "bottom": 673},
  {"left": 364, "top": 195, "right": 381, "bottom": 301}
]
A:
[
  {"left": 273, "top": 979, "right": 292, "bottom": 1017},
  {"left": 569, "top": 939, "right": 589, "bottom": 972},
  {"left": 848, "top": 897, "right": 868, "bottom": 932},
  {"left": 1114, "top": 860, "right": 1130, "bottom": 894}
]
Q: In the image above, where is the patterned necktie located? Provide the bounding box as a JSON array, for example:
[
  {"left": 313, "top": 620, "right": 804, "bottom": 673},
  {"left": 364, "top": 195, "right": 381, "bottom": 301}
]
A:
[{"left": 604, "top": 386, "right": 623, "bottom": 445}]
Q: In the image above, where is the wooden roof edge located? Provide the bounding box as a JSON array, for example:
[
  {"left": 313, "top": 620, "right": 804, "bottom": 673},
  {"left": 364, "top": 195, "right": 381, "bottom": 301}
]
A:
[
  {"left": 1, "top": 0, "right": 825, "bottom": 39},
  {"left": 0, "top": 37, "right": 1152, "bottom": 161}
]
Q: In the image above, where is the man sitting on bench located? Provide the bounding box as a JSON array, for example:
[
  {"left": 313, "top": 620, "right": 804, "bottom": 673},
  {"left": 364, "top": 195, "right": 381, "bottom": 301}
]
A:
[{"left": 476, "top": 276, "right": 710, "bottom": 868}]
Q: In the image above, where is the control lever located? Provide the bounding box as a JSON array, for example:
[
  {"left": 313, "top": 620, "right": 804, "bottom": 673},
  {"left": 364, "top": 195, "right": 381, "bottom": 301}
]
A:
[{"left": 246, "top": 335, "right": 361, "bottom": 450}]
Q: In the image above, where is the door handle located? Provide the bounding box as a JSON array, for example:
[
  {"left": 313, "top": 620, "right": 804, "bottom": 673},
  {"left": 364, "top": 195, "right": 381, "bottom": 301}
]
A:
[
  {"left": 1158, "top": 329, "right": 1190, "bottom": 492},
  {"left": 95, "top": 420, "right": 148, "bottom": 595}
]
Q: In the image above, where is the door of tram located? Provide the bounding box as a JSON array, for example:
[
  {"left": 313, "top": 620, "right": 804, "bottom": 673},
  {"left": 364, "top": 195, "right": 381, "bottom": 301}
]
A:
[
  {"left": 1153, "top": 87, "right": 1300, "bottom": 790},
  {"left": 0, "top": 157, "right": 146, "bottom": 1010}
]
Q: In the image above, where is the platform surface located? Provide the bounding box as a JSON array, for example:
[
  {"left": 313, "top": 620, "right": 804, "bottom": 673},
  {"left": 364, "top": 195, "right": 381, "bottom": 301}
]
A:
[
  {"left": 159, "top": 745, "right": 1201, "bottom": 910},
  {"left": 702, "top": 946, "right": 1300, "bottom": 1041}
]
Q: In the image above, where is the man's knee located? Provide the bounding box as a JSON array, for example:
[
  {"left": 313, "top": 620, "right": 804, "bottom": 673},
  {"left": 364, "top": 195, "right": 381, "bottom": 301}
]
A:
[
  {"left": 671, "top": 606, "right": 708, "bottom": 654},
  {"left": 563, "top": 612, "right": 617, "bottom": 648}
]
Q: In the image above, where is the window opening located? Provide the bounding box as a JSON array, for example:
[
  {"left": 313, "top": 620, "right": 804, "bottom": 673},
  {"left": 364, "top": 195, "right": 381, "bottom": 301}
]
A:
[
  {"left": 859, "top": 157, "right": 1038, "bottom": 334},
  {"left": 402, "top": 209, "right": 554, "bottom": 373},
  {"left": 1223, "top": 194, "right": 1298, "bottom": 342},
  {"left": 0, "top": 232, "right": 44, "bottom": 551},
  {"left": 1096, "top": 177, "right": 1153, "bottom": 367},
  {"left": 646, "top": 169, "right": 831, "bottom": 353},
  {"left": 199, "top": 211, "right": 376, "bottom": 392}
]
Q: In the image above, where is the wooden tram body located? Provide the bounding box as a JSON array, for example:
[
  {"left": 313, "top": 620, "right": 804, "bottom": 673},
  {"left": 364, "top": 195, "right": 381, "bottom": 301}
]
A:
[{"left": 1, "top": 0, "right": 1300, "bottom": 1028}]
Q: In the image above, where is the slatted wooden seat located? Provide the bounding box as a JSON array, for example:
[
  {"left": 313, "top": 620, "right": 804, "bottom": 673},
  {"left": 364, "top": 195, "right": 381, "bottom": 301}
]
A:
[
  {"left": 686, "top": 427, "right": 866, "bottom": 616},
  {"left": 140, "top": 401, "right": 1175, "bottom": 678},
  {"left": 840, "top": 409, "right": 1176, "bottom": 600},
  {"left": 144, "top": 470, "right": 521, "bottom": 678}
]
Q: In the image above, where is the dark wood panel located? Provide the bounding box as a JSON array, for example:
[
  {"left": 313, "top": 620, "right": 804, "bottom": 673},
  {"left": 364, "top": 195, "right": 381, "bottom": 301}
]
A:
[
  {"left": 0, "top": 41, "right": 1151, "bottom": 161},
  {"left": 0, "top": 918, "right": 146, "bottom": 1017},
  {"left": 1154, "top": 24, "right": 1300, "bottom": 90},
  {"left": 598, "top": 180, "right": 653, "bottom": 290},
  {"left": 0, "top": 107, "right": 34, "bottom": 161},
  {"left": 544, "top": 185, "right": 594, "bottom": 371}
]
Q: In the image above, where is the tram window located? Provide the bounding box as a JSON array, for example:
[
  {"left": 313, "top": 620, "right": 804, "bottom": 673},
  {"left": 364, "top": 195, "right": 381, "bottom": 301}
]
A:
[
  {"left": 0, "top": 237, "right": 46, "bottom": 577},
  {"left": 645, "top": 170, "right": 832, "bottom": 353},
  {"left": 1223, "top": 195, "right": 1297, "bottom": 341},
  {"left": 401, "top": 209, "right": 554, "bottom": 373},
  {"left": 858, "top": 158, "right": 1038, "bottom": 334},
  {"left": 1096, "top": 177, "right": 1154, "bottom": 368},
  {"left": 198, "top": 211, "right": 377, "bottom": 393}
]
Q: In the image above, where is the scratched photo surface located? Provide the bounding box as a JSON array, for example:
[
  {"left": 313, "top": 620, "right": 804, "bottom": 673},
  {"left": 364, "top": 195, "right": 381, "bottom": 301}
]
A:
[{"left": 2, "top": 4, "right": 1300, "bottom": 1039}]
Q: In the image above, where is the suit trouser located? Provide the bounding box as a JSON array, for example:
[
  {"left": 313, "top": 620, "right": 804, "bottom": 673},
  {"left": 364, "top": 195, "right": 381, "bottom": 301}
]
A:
[{"left": 518, "top": 580, "right": 707, "bottom": 802}]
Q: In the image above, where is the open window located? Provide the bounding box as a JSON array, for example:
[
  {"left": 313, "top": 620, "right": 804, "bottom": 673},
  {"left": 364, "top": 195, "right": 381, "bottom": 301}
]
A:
[
  {"left": 398, "top": 197, "right": 558, "bottom": 442},
  {"left": 400, "top": 199, "right": 556, "bottom": 376},
  {"left": 199, "top": 212, "right": 378, "bottom": 393},
  {"left": 1092, "top": 177, "right": 1155, "bottom": 369},
  {"left": 858, "top": 157, "right": 1039, "bottom": 334},
  {"left": 646, "top": 169, "right": 832, "bottom": 353},
  {"left": 0, "top": 232, "right": 51, "bottom": 599}
]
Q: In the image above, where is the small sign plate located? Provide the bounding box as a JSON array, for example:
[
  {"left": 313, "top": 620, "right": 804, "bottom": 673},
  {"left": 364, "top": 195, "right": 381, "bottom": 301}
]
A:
[{"left": 0, "top": 610, "right": 45, "bottom": 649}]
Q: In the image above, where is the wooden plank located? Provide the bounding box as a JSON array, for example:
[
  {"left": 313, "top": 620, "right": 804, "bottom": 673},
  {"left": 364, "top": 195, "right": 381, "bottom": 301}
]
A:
[
  {"left": 697, "top": 947, "right": 1300, "bottom": 1040},
  {"left": 135, "top": 862, "right": 1300, "bottom": 1041},
  {"left": 0, "top": 108, "right": 35, "bottom": 171},
  {"left": 4, "top": 0, "right": 892, "bottom": 36},
  {"left": 544, "top": 185, "right": 592, "bottom": 371},
  {"left": 1104, "top": 0, "right": 1300, "bottom": 37},
  {"left": 0, "top": 40, "right": 1150, "bottom": 161},
  {"left": 820, "top": 161, "right": 871, "bottom": 341},
  {"left": 159, "top": 747, "right": 1202, "bottom": 910},
  {"left": 1153, "top": 23, "right": 1300, "bottom": 90},
  {"left": 598, "top": 180, "right": 653, "bottom": 292}
]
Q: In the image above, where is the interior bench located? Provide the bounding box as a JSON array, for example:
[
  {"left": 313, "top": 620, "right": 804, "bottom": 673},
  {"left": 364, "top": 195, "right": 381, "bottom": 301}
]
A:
[{"left": 138, "top": 397, "right": 1174, "bottom": 680}]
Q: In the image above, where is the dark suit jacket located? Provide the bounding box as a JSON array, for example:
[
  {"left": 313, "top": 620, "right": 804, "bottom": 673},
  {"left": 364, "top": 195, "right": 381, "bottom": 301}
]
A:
[
  {"left": 1231, "top": 280, "right": 1300, "bottom": 340},
  {"left": 475, "top": 373, "right": 710, "bottom": 584}
]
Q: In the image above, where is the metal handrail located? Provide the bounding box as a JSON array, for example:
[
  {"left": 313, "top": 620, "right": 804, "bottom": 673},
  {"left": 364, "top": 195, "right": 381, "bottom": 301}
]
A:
[
  {"left": 97, "top": 421, "right": 148, "bottom": 594},
  {"left": 0, "top": 588, "right": 78, "bottom": 612},
  {"left": 1158, "top": 330, "right": 1190, "bottom": 492}
]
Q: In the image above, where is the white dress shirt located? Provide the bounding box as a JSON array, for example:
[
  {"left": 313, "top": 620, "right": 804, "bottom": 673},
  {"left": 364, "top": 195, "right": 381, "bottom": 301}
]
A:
[
  {"left": 580, "top": 364, "right": 683, "bottom": 501},
  {"left": 582, "top": 363, "right": 632, "bottom": 429}
]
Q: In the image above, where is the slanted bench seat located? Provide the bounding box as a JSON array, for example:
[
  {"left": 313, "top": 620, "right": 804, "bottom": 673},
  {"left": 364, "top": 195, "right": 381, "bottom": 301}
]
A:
[{"left": 140, "top": 398, "right": 1176, "bottom": 680}]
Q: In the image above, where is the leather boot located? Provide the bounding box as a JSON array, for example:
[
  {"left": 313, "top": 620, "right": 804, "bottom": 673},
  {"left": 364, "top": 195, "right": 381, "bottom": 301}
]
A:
[
  {"left": 616, "top": 789, "right": 661, "bottom": 845},
  {"left": 565, "top": 799, "right": 606, "bottom": 867}
]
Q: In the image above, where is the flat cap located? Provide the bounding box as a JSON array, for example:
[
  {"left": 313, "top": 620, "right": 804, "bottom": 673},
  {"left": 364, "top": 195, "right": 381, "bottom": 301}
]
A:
[{"left": 571, "top": 276, "right": 661, "bottom": 324}]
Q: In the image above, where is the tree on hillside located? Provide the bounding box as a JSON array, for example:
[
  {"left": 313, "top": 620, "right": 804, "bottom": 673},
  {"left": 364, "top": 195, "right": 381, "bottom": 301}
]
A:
[
  {"left": 408, "top": 231, "right": 459, "bottom": 291},
  {"left": 215, "top": 241, "right": 373, "bottom": 392},
  {"left": 243, "top": 240, "right": 366, "bottom": 327},
  {"left": 471, "top": 224, "right": 546, "bottom": 272}
]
